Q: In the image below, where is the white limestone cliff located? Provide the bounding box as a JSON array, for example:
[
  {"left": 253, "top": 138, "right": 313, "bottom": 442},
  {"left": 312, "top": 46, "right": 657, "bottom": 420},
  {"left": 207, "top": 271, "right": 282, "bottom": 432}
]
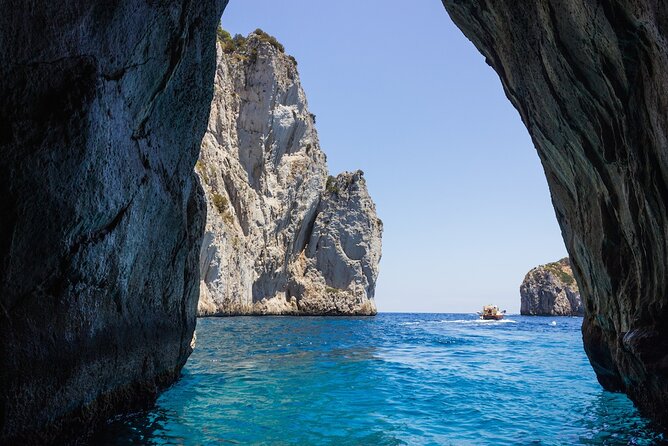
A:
[{"left": 196, "top": 30, "right": 382, "bottom": 316}]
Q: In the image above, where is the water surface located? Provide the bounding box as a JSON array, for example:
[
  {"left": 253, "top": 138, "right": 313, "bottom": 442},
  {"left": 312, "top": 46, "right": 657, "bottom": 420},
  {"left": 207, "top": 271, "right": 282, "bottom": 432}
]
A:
[{"left": 96, "top": 314, "right": 665, "bottom": 445}]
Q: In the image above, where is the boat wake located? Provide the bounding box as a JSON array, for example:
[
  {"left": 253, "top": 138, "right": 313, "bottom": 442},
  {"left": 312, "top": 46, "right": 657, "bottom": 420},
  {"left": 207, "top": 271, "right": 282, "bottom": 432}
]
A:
[
  {"left": 440, "top": 319, "right": 517, "bottom": 324},
  {"left": 399, "top": 319, "right": 518, "bottom": 327}
]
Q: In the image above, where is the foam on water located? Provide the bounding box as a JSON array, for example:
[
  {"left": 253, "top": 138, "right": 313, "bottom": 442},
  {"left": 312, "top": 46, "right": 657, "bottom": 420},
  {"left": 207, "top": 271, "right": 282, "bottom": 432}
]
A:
[
  {"left": 94, "top": 314, "right": 666, "bottom": 445},
  {"left": 439, "top": 318, "right": 517, "bottom": 324}
]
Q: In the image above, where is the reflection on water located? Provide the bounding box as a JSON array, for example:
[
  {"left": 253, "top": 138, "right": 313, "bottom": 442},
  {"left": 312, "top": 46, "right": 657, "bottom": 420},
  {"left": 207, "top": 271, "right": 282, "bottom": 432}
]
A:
[{"left": 93, "top": 315, "right": 666, "bottom": 445}]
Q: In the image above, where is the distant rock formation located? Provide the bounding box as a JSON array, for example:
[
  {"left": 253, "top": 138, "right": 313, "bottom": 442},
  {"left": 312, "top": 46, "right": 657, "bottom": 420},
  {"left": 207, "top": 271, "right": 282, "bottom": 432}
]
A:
[
  {"left": 520, "top": 258, "right": 582, "bottom": 316},
  {"left": 196, "top": 30, "right": 382, "bottom": 316}
]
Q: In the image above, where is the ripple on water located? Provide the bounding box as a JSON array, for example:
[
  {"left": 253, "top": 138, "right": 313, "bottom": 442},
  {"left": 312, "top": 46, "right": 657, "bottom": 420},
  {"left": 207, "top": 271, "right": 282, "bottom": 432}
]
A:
[{"left": 93, "top": 314, "right": 666, "bottom": 445}]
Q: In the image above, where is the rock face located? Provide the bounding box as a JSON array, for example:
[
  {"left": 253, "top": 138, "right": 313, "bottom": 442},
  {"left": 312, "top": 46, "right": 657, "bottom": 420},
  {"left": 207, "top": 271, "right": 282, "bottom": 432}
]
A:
[
  {"left": 286, "top": 171, "right": 382, "bottom": 315},
  {"left": 520, "top": 258, "right": 582, "bottom": 316},
  {"left": 197, "top": 32, "right": 382, "bottom": 316},
  {"left": 442, "top": 0, "right": 668, "bottom": 426},
  {"left": 0, "top": 1, "right": 226, "bottom": 443}
]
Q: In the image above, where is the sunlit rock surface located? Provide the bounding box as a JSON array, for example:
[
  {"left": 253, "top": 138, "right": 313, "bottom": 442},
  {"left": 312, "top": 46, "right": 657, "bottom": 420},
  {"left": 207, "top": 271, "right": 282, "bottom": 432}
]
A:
[
  {"left": 0, "top": 1, "right": 226, "bottom": 442},
  {"left": 520, "top": 258, "right": 582, "bottom": 316},
  {"left": 197, "top": 33, "right": 382, "bottom": 316},
  {"left": 442, "top": 0, "right": 668, "bottom": 426}
]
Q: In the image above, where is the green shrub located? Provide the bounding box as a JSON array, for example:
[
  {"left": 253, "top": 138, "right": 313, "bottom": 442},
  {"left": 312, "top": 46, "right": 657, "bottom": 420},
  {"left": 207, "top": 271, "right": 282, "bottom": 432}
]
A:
[
  {"left": 232, "top": 33, "right": 247, "bottom": 51},
  {"left": 559, "top": 271, "right": 574, "bottom": 285},
  {"left": 217, "top": 26, "right": 250, "bottom": 54},
  {"left": 545, "top": 262, "right": 574, "bottom": 286},
  {"left": 222, "top": 210, "right": 235, "bottom": 225},
  {"left": 325, "top": 176, "right": 339, "bottom": 195},
  {"left": 211, "top": 192, "right": 228, "bottom": 215},
  {"left": 216, "top": 26, "right": 235, "bottom": 53},
  {"left": 218, "top": 27, "right": 290, "bottom": 62},
  {"left": 216, "top": 25, "right": 231, "bottom": 43},
  {"left": 195, "top": 160, "right": 209, "bottom": 184},
  {"left": 253, "top": 28, "right": 285, "bottom": 52},
  {"left": 249, "top": 47, "right": 258, "bottom": 64}
]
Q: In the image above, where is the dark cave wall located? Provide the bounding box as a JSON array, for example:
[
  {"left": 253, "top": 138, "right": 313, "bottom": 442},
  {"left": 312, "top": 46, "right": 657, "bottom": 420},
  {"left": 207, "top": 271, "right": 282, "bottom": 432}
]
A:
[
  {"left": 0, "top": 1, "right": 227, "bottom": 442},
  {"left": 442, "top": 0, "right": 668, "bottom": 425}
]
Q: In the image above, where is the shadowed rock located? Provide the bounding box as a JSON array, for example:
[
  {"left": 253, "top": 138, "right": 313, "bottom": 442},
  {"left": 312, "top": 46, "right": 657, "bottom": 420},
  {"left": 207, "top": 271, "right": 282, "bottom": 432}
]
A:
[
  {"left": 442, "top": 0, "right": 668, "bottom": 426},
  {"left": 0, "top": 1, "right": 226, "bottom": 442}
]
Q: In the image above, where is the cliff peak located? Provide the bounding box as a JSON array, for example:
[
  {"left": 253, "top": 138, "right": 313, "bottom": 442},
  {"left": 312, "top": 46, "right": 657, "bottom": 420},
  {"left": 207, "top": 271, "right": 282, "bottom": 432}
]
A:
[{"left": 217, "top": 26, "right": 297, "bottom": 65}]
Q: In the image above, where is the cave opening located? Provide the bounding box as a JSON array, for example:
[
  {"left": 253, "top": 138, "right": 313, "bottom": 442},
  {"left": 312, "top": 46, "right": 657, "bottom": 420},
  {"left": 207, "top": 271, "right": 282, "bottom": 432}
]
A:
[
  {"left": 216, "top": 0, "right": 568, "bottom": 315},
  {"left": 3, "top": 0, "right": 666, "bottom": 443}
]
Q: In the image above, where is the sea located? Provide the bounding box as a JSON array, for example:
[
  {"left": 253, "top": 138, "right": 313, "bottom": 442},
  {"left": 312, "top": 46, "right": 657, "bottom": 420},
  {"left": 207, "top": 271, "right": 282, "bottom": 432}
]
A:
[{"left": 94, "top": 314, "right": 666, "bottom": 445}]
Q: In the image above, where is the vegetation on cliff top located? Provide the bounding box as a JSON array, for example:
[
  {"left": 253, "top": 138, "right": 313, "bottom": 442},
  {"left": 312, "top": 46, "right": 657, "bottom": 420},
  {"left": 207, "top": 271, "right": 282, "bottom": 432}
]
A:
[
  {"left": 252, "top": 28, "right": 285, "bottom": 53},
  {"left": 216, "top": 26, "right": 287, "bottom": 55},
  {"left": 217, "top": 26, "right": 247, "bottom": 54},
  {"left": 325, "top": 171, "right": 367, "bottom": 196},
  {"left": 543, "top": 258, "right": 575, "bottom": 286}
]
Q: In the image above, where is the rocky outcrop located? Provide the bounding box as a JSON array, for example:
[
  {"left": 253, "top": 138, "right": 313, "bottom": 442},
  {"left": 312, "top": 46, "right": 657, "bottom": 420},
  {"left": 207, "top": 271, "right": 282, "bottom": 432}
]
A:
[
  {"left": 442, "top": 0, "right": 668, "bottom": 427},
  {"left": 520, "top": 258, "right": 582, "bottom": 316},
  {"left": 0, "top": 1, "right": 226, "bottom": 443},
  {"left": 197, "top": 31, "right": 382, "bottom": 316},
  {"left": 285, "top": 171, "right": 383, "bottom": 315}
]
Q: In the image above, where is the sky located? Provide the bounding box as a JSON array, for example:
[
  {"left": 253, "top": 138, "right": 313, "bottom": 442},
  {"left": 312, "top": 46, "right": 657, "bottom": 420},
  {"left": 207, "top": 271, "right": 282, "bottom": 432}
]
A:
[{"left": 221, "top": 0, "right": 568, "bottom": 313}]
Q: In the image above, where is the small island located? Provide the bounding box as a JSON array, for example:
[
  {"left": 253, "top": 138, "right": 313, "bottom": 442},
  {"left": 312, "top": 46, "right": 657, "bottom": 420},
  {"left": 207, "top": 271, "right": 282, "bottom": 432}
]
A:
[{"left": 520, "top": 258, "right": 582, "bottom": 316}]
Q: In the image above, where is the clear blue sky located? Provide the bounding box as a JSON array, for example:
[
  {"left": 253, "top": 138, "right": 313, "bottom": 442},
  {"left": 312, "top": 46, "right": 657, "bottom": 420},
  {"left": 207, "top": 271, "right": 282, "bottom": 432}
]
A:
[{"left": 221, "top": 0, "right": 568, "bottom": 313}]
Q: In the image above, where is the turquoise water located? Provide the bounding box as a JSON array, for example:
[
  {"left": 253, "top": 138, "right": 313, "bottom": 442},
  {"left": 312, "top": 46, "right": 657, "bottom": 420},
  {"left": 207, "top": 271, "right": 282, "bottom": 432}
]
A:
[{"left": 95, "top": 314, "right": 665, "bottom": 445}]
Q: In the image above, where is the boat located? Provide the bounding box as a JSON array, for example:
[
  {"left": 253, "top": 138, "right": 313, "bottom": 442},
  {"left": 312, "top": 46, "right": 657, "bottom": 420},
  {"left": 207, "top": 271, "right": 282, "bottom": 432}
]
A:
[{"left": 478, "top": 305, "right": 506, "bottom": 320}]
